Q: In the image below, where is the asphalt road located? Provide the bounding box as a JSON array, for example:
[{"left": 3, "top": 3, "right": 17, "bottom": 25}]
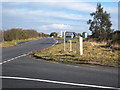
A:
[{"left": 1, "top": 38, "right": 119, "bottom": 89}]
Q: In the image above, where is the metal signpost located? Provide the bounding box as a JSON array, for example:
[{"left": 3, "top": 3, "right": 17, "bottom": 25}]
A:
[
  {"left": 63, "top": 31, "right": 83, "bottom": 56},
  {"left": 64, "top": 31, "right": 75, "bottom": 51},
  {"left": 64, "top": 31, "right": 66, "bottom": 51}
]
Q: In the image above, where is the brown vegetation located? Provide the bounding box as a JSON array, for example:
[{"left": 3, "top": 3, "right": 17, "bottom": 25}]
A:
[{"left": 33, "top": 40, "right": 119, "bottom": 67}]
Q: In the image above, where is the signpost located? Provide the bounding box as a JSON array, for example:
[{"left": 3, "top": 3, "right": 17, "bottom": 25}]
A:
[
  {"left": 64, "top": 31, "right": 66, "bottom": 51},
  {"left": 63, "top": 31, "right": 83, "bottom": 56},
  {"left": 64, "top": 31, "right": 75, "bottom": 51}
]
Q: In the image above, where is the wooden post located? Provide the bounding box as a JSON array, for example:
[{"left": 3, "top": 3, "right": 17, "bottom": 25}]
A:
[
  {"left": 69, "top": 40, "right": 72, "bottom": 51},
  {"left": 79, "top": 36, "right": 83, "bottom": 55}
]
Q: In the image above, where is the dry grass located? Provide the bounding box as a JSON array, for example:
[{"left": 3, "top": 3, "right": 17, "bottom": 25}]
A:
[
  {"left": 34, "top": 41, "right": 119, "bottom": 67},
  {"left": 111, "top": 43, "right": 120, "bottom": 49}
]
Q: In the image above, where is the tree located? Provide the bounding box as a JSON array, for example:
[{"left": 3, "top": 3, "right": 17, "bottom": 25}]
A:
[
  {"left": 87, "top": 3, "right": 113, "bottom": 41},
  {"left": 50, "top": 32, "right": 58, "bottom": 37}
]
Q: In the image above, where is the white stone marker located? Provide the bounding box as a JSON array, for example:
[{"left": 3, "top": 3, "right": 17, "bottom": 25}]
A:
[
  {"left": 69, "top": 40, "right": 72, "bottom": 51},
  {"left": 79, "top": 37, "right": 83, "bottom": 55}
]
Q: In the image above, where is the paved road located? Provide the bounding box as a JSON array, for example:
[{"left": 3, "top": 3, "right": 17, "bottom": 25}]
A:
[
  {"left": 2, "top": 38, "right": 56, "bottom": 61},
  {"left": 1, "top": 38, "right": 119, "bottom": 89}
]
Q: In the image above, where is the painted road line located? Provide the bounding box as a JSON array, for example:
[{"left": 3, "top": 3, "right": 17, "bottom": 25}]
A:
[
  {"left": 0, "top": 54, "right": 28, "bottom": 65},
  {"left": 56, "top": 40, "right": 58, "bottom": 44},
  {"left": 0, "top": 76, "right": 119, "bottom": 89},
  {"left": 1, "top": 40, "right": 56, "bottom": 65},
  {"left": 52, "top": 40, "right": 58, "bottom": 46}
]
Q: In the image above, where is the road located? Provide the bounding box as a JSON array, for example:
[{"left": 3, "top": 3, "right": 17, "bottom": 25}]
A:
[{"left": 1, "top": 38, "right": 119, "bottom": 89}]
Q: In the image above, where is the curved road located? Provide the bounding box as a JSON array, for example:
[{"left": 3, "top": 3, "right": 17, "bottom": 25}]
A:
[{"left": 1, "top": 38, "right": 119, "bottom": 89}]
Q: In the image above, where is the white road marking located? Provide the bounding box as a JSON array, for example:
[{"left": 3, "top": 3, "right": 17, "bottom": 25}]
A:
[
  {"left": 56, "top": 40, "right": 58, "bottom": 44},
  {"left": 1, "top": 40, "right": 57, "bottom": 64},
  {"left": 0, "top": 54, "right": 28, "bottom": 65},
  {"left": 0, "top": 76, "right": 119, "bottom": 89},
  {"left": 52, "top": 40, "right": 58, "bottom": 46},
  {"left": 52, "top": 45, "right": 54, "bottom": 46}
]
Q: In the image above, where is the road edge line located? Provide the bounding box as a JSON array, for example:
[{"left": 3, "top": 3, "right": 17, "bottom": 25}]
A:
[
  {"left": 0, "top": 76, "right": 119, "bottom": 89},
  {"left": 0, "top": 54, "right": 28, "bottom": 65}
]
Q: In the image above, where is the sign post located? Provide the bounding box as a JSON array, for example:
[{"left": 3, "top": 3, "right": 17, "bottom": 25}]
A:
[
  {"left": 69, "top": 40, "right": 72, "bottom": 51},
  {"left": 76, "top": 38, "right": 79, "bottom": 56},
  {"left": 63, "top": 31, "right": 75, "bottom": 52},
  {"left": 64, "top": 31, "right": 66, "bottom": 51},
  {"left": 79, "top": 36, "right": 83, "bottom": 55}
]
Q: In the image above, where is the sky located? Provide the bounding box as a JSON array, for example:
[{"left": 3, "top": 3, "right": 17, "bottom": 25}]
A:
[{"left": 0, "top": 0, "right": 119, "bottom": 34}]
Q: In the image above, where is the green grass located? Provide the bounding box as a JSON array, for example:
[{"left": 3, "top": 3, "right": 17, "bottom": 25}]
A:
[
  {"left": 34, "top": 41, "right": 120, "bottom": 67},
  {"left": 2, "top": 37, "right": 42, "bottom": 48}
]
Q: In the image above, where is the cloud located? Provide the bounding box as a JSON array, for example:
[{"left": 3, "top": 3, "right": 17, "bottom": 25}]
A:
[
  {"left": 33, "top": 2, "right": 96, "bottom": 13},
  {"left": 105, "top": 7, "right": 118, "bottom": 14},
  {"left": 3, "top": 7, "right": 89, "bottom": 21},
  {"left": 3, "top": 2, "right": 117, "bottom": 16},
  {"left": 3, "top": 2, "right": 96, "bottom": 13},
  {"left": 40, "top": 24, "right": 72, "bottom": 30},
  {"left": 39, "top": 24, "right": 90, "bottom": 34}
]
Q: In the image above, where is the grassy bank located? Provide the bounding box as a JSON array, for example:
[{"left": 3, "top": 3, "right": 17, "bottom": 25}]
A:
[
  {"left": 1, "top": 37, "right": 42, "bottom": 48},
  {"left": 34, "top": 40, "right": 119, "bottom": 67}
]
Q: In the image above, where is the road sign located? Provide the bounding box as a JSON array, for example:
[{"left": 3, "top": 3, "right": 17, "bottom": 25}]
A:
[{"left": 65, "top": 32, "right": 75, "bottom": 39}]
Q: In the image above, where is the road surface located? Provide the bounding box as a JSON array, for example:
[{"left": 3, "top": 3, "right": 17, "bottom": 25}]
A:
[{"left": 1, "top": 38, "right": 119, "bottom": 89}]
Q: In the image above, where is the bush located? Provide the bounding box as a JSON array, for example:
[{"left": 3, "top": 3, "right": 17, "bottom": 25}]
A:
[
  {"left": 111, "top": 30, "right": 120, "bottom": 44},
  {"left": 3, "top": 28, "right": 49, "bottom": 41}
]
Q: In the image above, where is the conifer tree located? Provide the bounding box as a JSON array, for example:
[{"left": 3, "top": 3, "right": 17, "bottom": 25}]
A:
[{"left": 87, "top": 3, "right": 113, "bottom": 41}]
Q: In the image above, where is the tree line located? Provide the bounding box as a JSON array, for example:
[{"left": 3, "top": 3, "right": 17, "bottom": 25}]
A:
[{"left": 3, "top": 28, "right": 49, "bottom": 41}]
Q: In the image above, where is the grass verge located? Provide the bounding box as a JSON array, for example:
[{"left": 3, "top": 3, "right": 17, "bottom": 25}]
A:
[
  {"left": 33, "top": 40, "right": 120, "bottom": 67},
  {"left": 1, "top": 37, "right": 42, "bottom": 48}
]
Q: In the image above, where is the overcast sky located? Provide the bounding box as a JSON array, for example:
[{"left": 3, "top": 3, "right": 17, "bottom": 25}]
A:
[{"left": 1, "top": 0, "right": 119, "bottom": 34}]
